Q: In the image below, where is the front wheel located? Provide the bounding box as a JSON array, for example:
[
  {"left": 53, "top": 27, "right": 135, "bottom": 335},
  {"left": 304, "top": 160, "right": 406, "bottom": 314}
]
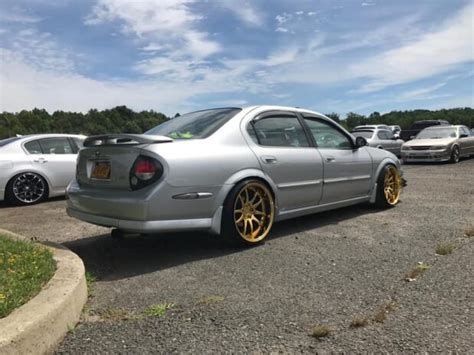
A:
[
  {"left": 450, "top": 146, "right": 460, "bottom": 164},
  {"left": 6, "top": 172, "right": 48, "bottom": 206},
  {"left": 375, "top": 165, "right": 402, "bottom": 209},
  {"left": 221, "top": 180, "right": 275, "bottom": 246}
]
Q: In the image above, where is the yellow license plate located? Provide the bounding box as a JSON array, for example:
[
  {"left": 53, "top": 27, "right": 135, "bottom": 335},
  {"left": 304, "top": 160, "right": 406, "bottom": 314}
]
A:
[{"left": 91, "top": 161, "right": 111, "bottom": 180}]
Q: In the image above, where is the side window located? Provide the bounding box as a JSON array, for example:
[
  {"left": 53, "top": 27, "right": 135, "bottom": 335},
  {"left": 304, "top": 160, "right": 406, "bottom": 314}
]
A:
[
  {"left": 24, "top": 140, "right": 43, "bottom": 154},
  {"left": 378, "top": 130, "right": 391, "bottom": 140},
  {"left": 39, "top": 138, "right": 74, "bottom": 154},
  {"left": 249, "top": 115, "right": 310, "bottom": 147},
  {"left": 461, "top": 127, "right": 470, "bottom": 137},
  {"left": 69, "top": 138, "right": 83, "bottom": 154},
  {"left": 303, "top": 117, "right": 352, "bottom": 149}
]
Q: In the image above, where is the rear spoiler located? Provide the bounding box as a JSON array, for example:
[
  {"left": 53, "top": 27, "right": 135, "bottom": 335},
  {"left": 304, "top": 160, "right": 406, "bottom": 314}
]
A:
[{"left": 83, "top": 134, "right": 173, "bottom": 147}]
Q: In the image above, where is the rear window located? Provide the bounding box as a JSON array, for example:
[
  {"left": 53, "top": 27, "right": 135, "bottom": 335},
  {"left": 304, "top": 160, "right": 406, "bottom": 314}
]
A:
[
  {"left": 0, "top": 137, "right": 21, "bottom": 147},
  {"left": 145, "top": 108, "right": 241, "bottom": 139},
  {"left": 352, "top": 130, "right": 374, "bottom": 138}
]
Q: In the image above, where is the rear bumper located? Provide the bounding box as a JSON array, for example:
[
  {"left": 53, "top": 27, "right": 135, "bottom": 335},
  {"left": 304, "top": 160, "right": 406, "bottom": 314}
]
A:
[{"left": 67, "top": 207, "right": 222, "bottom": 234}]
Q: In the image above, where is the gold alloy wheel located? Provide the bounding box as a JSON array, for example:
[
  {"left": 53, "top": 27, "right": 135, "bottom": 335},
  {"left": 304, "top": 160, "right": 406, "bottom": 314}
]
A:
[
  {"left": 233, "top": 182, "right": 275, "bottom": 243},
  {"left": 383, "top": 166, "right": 401, "bottom": 205}
]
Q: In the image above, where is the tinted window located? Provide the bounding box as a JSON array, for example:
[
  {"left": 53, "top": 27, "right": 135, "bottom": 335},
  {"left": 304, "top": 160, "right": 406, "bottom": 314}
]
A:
[
  {"left": 24, "top": 140, "right": 43, "bottom": 154},
  {"left": 304, "top": 118, "right": 352, "bottom": 149},
  {"left": 249, "top": 115, "right": 309, "bottom": 147},
  {"left": 0, "top": 137, "right": 21, "bottom": 147},
  {"left": 39, "top": 138, "right": 74, "bottom": 154},
  {"left": 416, "top": 128, "right": 457, "bottom": 139},
  {"left": 377, "top": 130, "right": 392, "bottom": 140},
  {"left": 146, "top": 108, "right": 241, "bottom": 139}
]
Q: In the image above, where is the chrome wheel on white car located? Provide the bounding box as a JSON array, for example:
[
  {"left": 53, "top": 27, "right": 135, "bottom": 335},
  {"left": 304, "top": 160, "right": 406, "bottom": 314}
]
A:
[{"left": 7, "top": 173, "right": 47, "bottom": 205}]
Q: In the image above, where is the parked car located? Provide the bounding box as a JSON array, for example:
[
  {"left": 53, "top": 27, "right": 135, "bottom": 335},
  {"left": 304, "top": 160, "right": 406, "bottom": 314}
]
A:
[
  {"left": 0, "top": 134, "right": 85, "bottom": 205},
  {"left": 400, "top": 120, "right": 450, "bottom": 141},
  {"left": 67, "top": 106, "right": 405, "bottom": 246},
  {"left": 351, "top": 127, "right": 404, "bottom": 156},
  {"left": 401, "top": 125, "right": 474, "bottom": 163}
]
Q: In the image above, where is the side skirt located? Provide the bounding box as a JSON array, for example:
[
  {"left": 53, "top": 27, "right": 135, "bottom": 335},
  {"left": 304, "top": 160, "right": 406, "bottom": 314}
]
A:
[{"left": 276, "top": 195, "right": 371, "bottom": 222}]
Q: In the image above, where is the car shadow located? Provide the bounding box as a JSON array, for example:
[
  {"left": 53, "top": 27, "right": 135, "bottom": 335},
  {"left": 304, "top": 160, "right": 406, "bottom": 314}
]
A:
[
  {"left": 63, "top": 204, "right": 380, "bottom": 282},
  {"left": 0, "top": 196, "right": 66, "bottom": 209}
]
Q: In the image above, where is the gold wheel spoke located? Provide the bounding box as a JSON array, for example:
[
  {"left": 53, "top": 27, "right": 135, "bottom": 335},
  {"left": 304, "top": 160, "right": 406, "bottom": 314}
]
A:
[
  {"left": 244, "top": 188, "right": 250, "bottom": 203},
  {"left": 254, "top": 210, "right": 265, "bottom": 216},
  {"left": 235, "top": 214, "right": 244, "bottom": 224},
  {"left": 252, "top": 198, "right": 263, "bottom": 209},
  {"left": 248, "top": 218, "right": 255, "bottom": 238}
]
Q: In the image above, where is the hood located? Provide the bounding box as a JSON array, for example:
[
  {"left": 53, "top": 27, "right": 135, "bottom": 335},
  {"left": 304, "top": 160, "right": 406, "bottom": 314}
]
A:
[{"left": 403, "top": 137, "right": 455, "bottom": 147}]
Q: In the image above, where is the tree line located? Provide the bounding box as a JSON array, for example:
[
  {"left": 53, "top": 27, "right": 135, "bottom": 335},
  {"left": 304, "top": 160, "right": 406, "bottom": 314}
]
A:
[{"left": 0, "top": 106, "right": 472, "bottom": 140}]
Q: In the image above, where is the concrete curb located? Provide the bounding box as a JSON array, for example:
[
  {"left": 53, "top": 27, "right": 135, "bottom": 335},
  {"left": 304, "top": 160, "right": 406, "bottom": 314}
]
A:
[{"left": 0, "top": 229, "right": 87, "bottom": 355}]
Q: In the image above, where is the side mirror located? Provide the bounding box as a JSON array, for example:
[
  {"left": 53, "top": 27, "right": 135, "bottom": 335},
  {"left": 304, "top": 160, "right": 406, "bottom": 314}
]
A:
[{"left": 355, "top": 136, "right": 368, "bottom": 148}]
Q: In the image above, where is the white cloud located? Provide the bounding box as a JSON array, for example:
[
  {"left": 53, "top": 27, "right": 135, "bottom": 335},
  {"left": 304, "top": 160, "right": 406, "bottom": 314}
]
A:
[
  {"left": 219, "top": 1, "right": 262, "bottom": 27},
  {"left": 352, "top": 2, "right": 473, "bottom": 92},
  {"left": 398, "top": 82, "right": 447, "bottom": 100},
  {"left": 85, "top": 0, "right": 220, "bottom": 59},
  {"left": 275, "top": 27, "right": 288, "bottom": 33},
  {"left": 0, "top": 7, "right": 42, "bottom": 23}
]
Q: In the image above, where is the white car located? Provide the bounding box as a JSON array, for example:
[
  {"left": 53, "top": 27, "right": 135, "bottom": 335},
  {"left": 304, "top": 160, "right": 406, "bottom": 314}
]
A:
[{"left": 0, "top": 134, "right": 84, "bottom": 205}]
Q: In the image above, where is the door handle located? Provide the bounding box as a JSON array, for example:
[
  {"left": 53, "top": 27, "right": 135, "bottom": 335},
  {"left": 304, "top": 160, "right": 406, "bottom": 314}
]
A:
[
  {"left": 33, "top": 158, "right": 48, "bottom": 164},
  {"left": 261, "top": 156, "right": 278, "bottom": 164},
  {"left": 325, "top": 156, "right": 335, "bottom": 162}
]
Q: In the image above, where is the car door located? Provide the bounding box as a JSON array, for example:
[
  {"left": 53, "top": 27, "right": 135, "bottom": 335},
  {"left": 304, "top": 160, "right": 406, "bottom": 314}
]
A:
[
  {"left": 246, "top": 111, "right": 324, "bottom": 211},
  {"left": 459, "top": 126, "right": 474, "bottom": 155},
  {"left": 384, "top": 129, "right": 403, "bottom": 155},
  {"left": 29, "top": 137, "right": 78, "bottom": 190},
  {"left": 301, "top": 115, "right": 372, "bottom": 205}
]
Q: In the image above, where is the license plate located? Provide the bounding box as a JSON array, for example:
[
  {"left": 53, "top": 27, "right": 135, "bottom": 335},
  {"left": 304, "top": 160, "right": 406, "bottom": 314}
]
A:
[{"left": 91, "top": 161, "right": 111, "bottom": 180}]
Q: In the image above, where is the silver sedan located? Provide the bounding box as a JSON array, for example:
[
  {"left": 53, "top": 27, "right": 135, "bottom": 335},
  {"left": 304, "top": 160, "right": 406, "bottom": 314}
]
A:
[
  {"left": 0, "top": 134, "right": 84, "bottom": 205},
  {"left": 67, "top": 106, "right": 405, "bottom": 245},
  {"left": 351, "top": 127, "right": 404, "bottom": 156},
  {"left": 401, "top": 125, "right": 474, "bottom": 163}
]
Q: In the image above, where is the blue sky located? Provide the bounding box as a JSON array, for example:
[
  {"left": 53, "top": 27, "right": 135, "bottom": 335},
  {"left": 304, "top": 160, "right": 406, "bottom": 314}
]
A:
[{"left": 0, "top": 0, "right": 472, "bottom": 116}]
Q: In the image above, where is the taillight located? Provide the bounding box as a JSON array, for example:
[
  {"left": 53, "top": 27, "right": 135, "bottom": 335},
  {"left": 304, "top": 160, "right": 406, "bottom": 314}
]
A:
[{"left": 130, "top": 155, "right": 163, "bottom": 190}]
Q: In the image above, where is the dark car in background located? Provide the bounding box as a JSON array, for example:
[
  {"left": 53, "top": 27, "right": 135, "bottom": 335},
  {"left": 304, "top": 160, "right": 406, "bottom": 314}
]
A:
[{"left": 400, "top": 120, "right": 450, "bottom": 141}]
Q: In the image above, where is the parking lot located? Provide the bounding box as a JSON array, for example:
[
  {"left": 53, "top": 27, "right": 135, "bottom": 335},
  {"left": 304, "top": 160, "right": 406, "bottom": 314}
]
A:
[{"left": 1, "top": 160, "right": 473, "bottom": 353}]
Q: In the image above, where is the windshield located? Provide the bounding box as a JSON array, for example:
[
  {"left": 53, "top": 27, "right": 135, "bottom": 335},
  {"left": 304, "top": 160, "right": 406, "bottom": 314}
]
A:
[
  {"left": 146, "top": 108, "right": 241, "bottom": 139},
  {"left": 415, "top": 128, "right": 457, "bottom": 139},
  {"left": 352, "top": 131, "right": 374, "bottom": 138},
  {"left": 0, "top": 137, "right": 21, "bottom": 147}
]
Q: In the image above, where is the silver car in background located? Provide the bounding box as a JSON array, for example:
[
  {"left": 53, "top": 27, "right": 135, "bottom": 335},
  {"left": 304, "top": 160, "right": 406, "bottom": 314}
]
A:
[
  {"left": 401, "top": 125, "right": 474, "bottom": 163},
  {"left": 67, "top": 106, "right": 404, "bottom": 246},
  {"left": 0, "top": 134, "right": 84, "bottom": 205},
  {"left": 351, "top": 126, "right": 404, "bottom": 156}
]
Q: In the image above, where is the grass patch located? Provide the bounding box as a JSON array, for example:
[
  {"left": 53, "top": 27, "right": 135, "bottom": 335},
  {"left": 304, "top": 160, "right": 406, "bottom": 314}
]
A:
[
  {"left": 405, "top": 262, "right": 430, "bottom": 281},
  {"left": 350, "top": 315, "right": 369, "bottom": 328},
  {"left": 197, "top": 295, "right": 225, "bottom": 305},
  {"left": 0, "top": 235, "right": 56, "bottom": 318},
  {"left": 85, "top": 271, "right": 97, "bottom": 295},
  {"left": 464, "top": 227, "right": 474, "bottom": 238},
  {"left": 372, "top": 301, "right": 397, "bottom": 324},
  {"left": 99, "top": 308, "right": 141, "bottom": 322},
  {"left": 435, "top": 242, "right": 455, "bottom": 256},
  {"left": 311, "top": 324, "right": 332, "bottom": 339},
  {"left": 144, "top": 303, "right": 175, "bottom": 317}
]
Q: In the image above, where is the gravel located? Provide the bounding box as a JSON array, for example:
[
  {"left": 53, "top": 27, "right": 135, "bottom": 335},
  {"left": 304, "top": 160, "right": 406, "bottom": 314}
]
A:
[{"left": 1, "top": 159, "right": 473, "bottom": 353}]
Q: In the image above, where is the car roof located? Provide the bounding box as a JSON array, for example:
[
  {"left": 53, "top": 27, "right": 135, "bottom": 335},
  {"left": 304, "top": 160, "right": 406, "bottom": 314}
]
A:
[{"left": 14, "top": 134, "right": 86, "bottom": 141}]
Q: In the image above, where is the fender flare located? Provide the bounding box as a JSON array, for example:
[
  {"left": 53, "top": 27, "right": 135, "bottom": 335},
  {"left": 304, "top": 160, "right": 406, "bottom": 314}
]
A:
[{"left": 369, "top": 157, "right": 400, "bottom": 203}]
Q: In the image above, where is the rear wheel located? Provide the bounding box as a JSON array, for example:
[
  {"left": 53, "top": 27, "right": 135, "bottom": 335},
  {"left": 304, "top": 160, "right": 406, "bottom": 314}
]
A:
[
  {"left": 6, "top": 172, "right": 48, "bottom": 206},
  {"left": 375, "top": 165, "right": 401, "bottom": 208},
  {"left": 450, "top": 145, "right": 460, "bottom": 164},
  {"left": 221, "top": 180, "right": 275, "bottom": 246}
]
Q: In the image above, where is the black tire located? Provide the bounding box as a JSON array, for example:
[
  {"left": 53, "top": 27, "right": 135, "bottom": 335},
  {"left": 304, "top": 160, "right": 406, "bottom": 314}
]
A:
[
  {"left": 111, "top": 229, "right": 125, "bottom": 239},
  {"left": 374, "top": 165, "right": 402, "bottom": 209},
  {"left": 5, "top": 172, "right": 48, "bottom": 206},
  {"left": 221, "top": 179, "right": 275, "bottom": 247},
  {"left": 449, "top": 145, "right": 460, "bottom": 164}
]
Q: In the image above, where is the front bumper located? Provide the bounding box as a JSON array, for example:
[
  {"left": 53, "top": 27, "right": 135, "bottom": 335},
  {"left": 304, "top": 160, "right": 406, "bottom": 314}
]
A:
[{"left": 401, "top": 149, "right": 450, "bottom": 162}]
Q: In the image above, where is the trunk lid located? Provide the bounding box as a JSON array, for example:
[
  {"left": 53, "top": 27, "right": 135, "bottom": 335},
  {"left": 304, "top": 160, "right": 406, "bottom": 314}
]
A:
[{"left": 77, "top": 134, "right": 172, "bottom": 189}]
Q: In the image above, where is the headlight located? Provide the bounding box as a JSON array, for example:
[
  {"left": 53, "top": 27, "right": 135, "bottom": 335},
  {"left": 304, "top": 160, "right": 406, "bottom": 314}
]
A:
[
  {"left": 430, "top": 146, "right": 446, "bottom": 150},
  {"left": 401, "top": 146, "right": 412, "bottom": 151}
]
